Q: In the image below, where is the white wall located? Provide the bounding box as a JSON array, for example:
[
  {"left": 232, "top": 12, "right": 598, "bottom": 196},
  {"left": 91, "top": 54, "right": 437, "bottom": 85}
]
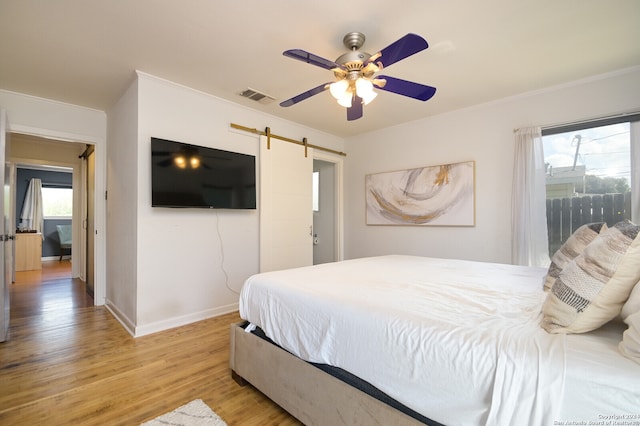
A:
[
  {"left": 127, "top": 72, "right": 344, "bottom": 336},
  {"left": 0, "top": 90, "right": 106, "bottom": 144},
  {"left": 344, "top": 67, "right": 640, "bottom": 264},
  {"left": 105, "top": 77, "right": 139, "bottom": 332}
]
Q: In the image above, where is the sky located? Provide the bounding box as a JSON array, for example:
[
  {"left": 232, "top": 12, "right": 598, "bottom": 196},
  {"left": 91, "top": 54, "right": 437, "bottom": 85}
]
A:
[{"left": 542, "top": 122, "right": 631, "bottom": 183}]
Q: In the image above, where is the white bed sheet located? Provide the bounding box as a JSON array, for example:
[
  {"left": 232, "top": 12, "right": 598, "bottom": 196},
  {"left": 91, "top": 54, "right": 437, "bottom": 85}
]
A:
[
  {"left": 560, "top": 320, "right": 640, "bottom": 424},
  {"left": 240, "top": 255, "right": 572, "bottom": 425}
]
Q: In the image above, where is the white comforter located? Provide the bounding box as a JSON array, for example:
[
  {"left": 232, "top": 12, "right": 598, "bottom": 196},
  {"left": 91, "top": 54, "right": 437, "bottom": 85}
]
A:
[{"left": 239, "top": 255, "right": 566, "bottom": 425}]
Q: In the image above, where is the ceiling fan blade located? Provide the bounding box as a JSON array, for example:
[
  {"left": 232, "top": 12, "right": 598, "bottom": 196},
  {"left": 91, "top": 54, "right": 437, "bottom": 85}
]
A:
[
  {"left": 376, "top": 75, "right": 436, "bottom": 101},
  {"left": 280, "top": 83, "right": 330, "bottom": 107},
  {"left": 366, "top": 33, "right": 428, "bottom": 69},
  {"left": 283, "top": 49, "right": 343, "bottom": 70},
  {"left": 347, "top": 96, "right": 363, "bottom": 121}
]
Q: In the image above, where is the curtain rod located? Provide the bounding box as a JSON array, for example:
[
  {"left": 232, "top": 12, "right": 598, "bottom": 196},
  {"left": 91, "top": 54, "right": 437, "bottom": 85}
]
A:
[
  {"left": 514, "top": 111, "right": 640, "bottom": 134},
  {"left": 25, "top": 180, "right": 71, "bottom": 188},
  {"left": 230, "top": 123, "right": 347, "bottom": 157}
]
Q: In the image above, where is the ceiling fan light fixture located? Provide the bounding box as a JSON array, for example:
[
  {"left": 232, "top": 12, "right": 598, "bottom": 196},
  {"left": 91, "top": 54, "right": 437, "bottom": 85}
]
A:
[
  {"left": 280, "top": 33, "right": 434, "bottom": 120},
  {"left": 356, "top": 78, "right": 377, "bottom": 105},
  {"left": 337, "top": 93, "right": 353, "bottom": 108},
  {"left": 355, "top": 77, "right": 372, "bottom": 95},
  {"left": 329, "top": 79, "right": 349, "bottom": 100},
  {"left": 361, "top": 90, "right": 377, "bottom": 105}
]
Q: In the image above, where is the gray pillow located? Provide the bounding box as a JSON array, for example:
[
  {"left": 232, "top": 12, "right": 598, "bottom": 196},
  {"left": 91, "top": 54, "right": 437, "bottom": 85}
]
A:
[
  {"left": 543, "top": 222, "right": 606, "bottom": 291},
  {"left": 543, "top": 220, "right": 640, "bottom": 334}
]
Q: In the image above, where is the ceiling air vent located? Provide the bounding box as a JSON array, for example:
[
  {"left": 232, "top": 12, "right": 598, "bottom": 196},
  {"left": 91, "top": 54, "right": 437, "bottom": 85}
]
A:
[{"left": 239, "top": 87, "right": 276, "bottom": 105}]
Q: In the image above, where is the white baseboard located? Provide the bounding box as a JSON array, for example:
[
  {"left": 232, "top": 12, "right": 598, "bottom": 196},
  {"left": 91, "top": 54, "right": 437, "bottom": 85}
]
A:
[
  {"left": 133, "top": 302, "right": 239, "bottom": 338},
  {"left": 104, "top": 300, "right": 136, "bottom": 337},
  {"left": 104, "top": 300, "right": 239, "bottom": 338}
]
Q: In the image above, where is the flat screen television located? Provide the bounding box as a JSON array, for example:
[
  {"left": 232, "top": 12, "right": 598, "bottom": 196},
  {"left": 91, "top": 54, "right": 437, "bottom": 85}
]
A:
[{"left": 151, "top": 137, "right": 256, "bottom": 209}]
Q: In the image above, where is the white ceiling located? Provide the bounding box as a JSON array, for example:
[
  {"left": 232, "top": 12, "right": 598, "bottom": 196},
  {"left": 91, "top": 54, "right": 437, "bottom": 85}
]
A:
[{"left": 1, "top": 1, "right": 639, "bottom": 138}]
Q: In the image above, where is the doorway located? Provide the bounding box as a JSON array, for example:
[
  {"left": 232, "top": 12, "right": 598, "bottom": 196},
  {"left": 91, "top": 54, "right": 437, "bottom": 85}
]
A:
[
  {"left": 312, "top": 152, "right": 344, "bottom": 265},
  {"left": 9, "top": 133, "right": 96, "bottom": 305}
]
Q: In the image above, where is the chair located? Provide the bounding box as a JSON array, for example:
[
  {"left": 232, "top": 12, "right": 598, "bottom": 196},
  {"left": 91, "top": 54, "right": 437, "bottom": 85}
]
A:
[{"left": 56, "top": 224, "right": 72, "bottom": 261}]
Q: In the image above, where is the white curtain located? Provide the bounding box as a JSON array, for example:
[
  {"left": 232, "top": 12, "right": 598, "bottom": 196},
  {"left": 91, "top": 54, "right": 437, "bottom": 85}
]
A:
[
  {"left": 511, "top": 127, "right": 550, "bottom": 267},
  {"left": 20, "top": 178, "right": 44, "bottom": 235},
  {"left": 631, "top": 120, "right": 640, "bottom": 223}
]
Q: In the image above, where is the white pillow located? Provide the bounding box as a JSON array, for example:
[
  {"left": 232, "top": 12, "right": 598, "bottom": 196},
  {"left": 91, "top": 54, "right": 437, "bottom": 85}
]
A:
[
  {"left": 543, "top": 222, "right": 606, "bottom": 291},
  {"left": 619, "top": 310, "right": 640, "bottom": 364},
  {"left": 621, "top": 280, "right": 640, "bottom": 322},
  {"left": 543, "top": 220, "right": 640, "bottom": 334}
]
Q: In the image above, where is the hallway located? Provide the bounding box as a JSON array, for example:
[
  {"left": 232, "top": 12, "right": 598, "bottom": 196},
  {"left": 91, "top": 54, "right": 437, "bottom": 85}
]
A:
[{"left": 10, "top": 260, "right": 93, "bottom": 320}]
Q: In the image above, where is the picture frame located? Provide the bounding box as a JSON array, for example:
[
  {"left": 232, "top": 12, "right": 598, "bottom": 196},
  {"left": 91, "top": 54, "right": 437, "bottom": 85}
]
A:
[{"left": 365, "top": 160, "right": 475, "bottom": 226}]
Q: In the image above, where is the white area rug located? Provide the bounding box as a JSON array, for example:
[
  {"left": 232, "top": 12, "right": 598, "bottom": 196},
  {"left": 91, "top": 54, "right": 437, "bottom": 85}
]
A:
[{"left": 141, "top": 399, "right": 227, "bottom": 426}]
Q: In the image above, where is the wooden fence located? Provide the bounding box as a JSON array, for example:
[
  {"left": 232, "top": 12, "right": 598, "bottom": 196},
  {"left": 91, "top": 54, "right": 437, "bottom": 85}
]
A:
[{"left": 546, "top": 192, "right": 632, "bottom": 254}]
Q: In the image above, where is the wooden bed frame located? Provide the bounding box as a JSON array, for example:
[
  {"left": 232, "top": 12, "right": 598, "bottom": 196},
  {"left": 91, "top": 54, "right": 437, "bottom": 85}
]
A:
[{"left": 229, "top": 322, "right": 426, "bottom": 426}]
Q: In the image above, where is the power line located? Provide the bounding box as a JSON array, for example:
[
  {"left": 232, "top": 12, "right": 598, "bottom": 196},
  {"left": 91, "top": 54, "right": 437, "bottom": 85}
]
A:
[
  {"left": 582, "top": 151, "right": 629, "bottom": 156},
  {"left": 587, "top": 130, "right": 630, "bottom": 142}
]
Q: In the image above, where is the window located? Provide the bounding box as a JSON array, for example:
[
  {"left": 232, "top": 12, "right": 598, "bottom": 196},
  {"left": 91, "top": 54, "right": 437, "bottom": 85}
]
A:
[
  {"left": 42, "top": 187, "right": 73, "bottom": 219},
  {"left": 542, "top": 115, "right": 637, "bottom": 254}
]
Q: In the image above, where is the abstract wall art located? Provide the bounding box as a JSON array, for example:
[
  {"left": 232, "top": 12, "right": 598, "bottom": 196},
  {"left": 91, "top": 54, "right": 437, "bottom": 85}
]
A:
[{"left": 365, "top": 160, "right": 475, "bottom": 226}]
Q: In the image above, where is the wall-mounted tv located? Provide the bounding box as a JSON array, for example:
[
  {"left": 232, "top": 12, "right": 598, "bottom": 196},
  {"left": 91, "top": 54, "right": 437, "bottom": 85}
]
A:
[{"left": 151, "top": 137, "right": 256, "bottom": 209}]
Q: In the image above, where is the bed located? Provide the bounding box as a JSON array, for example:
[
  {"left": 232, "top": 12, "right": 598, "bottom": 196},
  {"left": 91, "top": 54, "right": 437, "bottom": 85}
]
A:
[{"left": 230, "top": 254, "right": 640, "bottom": 425}]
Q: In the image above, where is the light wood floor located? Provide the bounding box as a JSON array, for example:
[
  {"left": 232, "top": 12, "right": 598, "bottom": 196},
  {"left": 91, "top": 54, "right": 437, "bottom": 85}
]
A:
[{"left": 1, "top": 261, "right": 301, "bottom": 425}]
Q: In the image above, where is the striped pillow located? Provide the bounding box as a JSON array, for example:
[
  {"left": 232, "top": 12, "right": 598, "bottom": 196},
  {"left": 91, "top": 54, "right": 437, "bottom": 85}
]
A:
[
  {"left": 543, "top": 220, "right": 640, "bottom": 334},
  {"left": 543, "top": 222, "right": 607, "bottom": 291}
]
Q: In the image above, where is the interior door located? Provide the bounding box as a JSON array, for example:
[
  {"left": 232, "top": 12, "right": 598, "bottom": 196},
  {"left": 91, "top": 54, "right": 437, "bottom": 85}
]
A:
[
  {"left": 86, "top": 147, "right": 95, "bottom": 298},
  {"left": 0, "top": 109, "right": 10, "bottom": 342},
  {"left": 259, "top": 135, "right": 313, "bottom": 272},
  {"left": 312, "top": 160, "right": 336, "bottom": 265}
]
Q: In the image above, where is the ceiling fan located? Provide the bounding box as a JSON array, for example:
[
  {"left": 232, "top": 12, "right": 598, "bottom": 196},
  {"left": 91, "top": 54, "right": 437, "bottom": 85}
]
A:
[{"left": 279, "top": 32, "right": 436, "bottom": 121}]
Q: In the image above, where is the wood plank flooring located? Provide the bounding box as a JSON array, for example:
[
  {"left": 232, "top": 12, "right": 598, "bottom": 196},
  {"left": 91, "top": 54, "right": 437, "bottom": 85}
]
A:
[{"left": 1, "top": 261, "right": 302, "bottom": 425}]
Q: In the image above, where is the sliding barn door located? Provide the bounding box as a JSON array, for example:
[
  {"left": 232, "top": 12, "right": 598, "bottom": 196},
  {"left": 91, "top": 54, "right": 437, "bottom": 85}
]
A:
[
  {"left": 0, "top": 109, "right": 10, "bottom": 342},
  {"left": 259, "top": 136, "right": 313, "bottom": 272},
  {"left": 86, "top": 147, "right": 95, "bottom": 298}
]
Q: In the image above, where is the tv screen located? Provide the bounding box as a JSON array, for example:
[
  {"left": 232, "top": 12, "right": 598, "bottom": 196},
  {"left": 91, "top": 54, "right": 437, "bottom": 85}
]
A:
[{"left": 151, "top": 137, "right": 256, "bottom": 209}]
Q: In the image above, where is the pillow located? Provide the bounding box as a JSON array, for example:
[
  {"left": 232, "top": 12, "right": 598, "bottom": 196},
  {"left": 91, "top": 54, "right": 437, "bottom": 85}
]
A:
[
  {"left": 619, "top": 310, "right": 640, "bottom": 364},
  {"left": 621, "top": 279, "right": 640, "bottom": 322},
  {"left": 542, "top": 220, "right": 640, "bottom": 334},
  {"left": 543, "top": 222, "right": 607, "bottom": 291}
]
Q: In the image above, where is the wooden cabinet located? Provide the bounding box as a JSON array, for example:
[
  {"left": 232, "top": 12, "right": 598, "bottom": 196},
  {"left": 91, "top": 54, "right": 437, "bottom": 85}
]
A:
[{"left": 16, "top": 233, "right": 42, "bottom": 271}]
